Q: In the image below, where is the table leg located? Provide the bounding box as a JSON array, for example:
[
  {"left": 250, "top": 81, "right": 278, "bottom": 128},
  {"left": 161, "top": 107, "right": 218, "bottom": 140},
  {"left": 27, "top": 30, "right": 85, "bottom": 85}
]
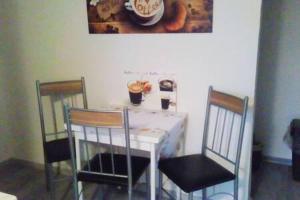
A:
[
  {"left": 75, "top": 137, "right": 83, "bottom": 200},
  {"left": 150, "top": 144, "right": 157, "bottom": 200}
]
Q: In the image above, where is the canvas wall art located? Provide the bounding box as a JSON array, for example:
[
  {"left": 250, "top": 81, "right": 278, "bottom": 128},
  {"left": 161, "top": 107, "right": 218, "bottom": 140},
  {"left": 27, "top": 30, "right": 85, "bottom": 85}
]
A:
[{"left": 87, "top": 0, "right": 213, "bottom": 34}]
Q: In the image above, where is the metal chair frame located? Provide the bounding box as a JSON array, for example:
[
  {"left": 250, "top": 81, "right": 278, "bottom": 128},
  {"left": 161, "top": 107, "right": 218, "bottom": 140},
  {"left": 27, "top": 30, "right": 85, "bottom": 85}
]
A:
[
  {"left": 36, "top": 77, "right": 88, "bottom": 199},
  {"left": 200, "top": 86, "right": 248, "bottom": 200},
  {"left": 64, "top": 106, "right": 150, "bottom": 200},
  {"left": 159, "top": 86, "right": 248, "bottom": 200}
]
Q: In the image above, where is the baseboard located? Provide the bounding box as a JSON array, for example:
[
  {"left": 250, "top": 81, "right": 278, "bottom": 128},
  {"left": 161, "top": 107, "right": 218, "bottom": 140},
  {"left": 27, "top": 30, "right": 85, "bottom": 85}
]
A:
[
  {"left": 263, "top": 155, "right": 292, "bottom": 166},
  {"left": 0, "top": 158, "right": 73, "bottom": 175},
  {"left": 0, "top": 158, "right": 45, "bottom": 170}
]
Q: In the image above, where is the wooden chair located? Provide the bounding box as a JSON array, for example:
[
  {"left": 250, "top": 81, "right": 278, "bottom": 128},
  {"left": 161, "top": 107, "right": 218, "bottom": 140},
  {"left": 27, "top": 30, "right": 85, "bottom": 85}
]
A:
[
  {"left": 158, "top": 86, "right": 248, "bottom": 200},
  {"left": 36, "top": 77, "right": 88, "bottom": 199},
  {"left": 64, "top": 106, "right": 150, "bottom": 200}
]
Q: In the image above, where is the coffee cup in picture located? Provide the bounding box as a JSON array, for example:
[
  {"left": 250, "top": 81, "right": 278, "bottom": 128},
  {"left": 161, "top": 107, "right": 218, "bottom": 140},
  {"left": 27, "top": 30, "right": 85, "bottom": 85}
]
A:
[
  {"left": 159, "top": 79, "right": 174, "bottom": 92},
  {"left": 161, "top": 96, "right": 170, "bottom": 110},
  {"left": 127, "top": 81, "right": 143, "bottom": 105},
  {"left": 125, "top": 0, "right": 163, "bottom": 23}
]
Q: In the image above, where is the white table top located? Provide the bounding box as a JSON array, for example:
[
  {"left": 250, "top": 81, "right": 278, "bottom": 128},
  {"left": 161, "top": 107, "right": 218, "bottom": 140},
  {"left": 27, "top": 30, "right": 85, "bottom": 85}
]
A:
[{"left": 0, "top": 192, "right": 17, "bottom": 200}]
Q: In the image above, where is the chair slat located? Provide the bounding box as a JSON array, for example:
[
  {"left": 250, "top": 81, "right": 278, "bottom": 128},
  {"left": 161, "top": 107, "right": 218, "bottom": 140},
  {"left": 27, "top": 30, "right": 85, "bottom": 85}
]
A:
[
  {"left": 50, "top": 96, "right": 59, "bottom": 140},
  {"left": 96, "top": 128, "right": 103, "bottom": 173},
  {"left": 219, "top": 110, "right": 227, "bottom": 154},
  {"left": 83, "top": 126, "right": 91, "bottom": 171},
  {"left": 70, "top": 110, "right": 123, "bottom": 128},
  {"left": 210, "top": 90, "right": 244, "bottom": 114},
  {"left": 226, "top": 113, "right": 235, "bottom": 158},
  {"left": 109, "top": 128, "right": 116, "bottom": 175},
  {"left": 40, "top": 80, "right": 83, "bottom": 96},
  {"left": 212, "top": 108, "right": 220, "bottom": 151}
]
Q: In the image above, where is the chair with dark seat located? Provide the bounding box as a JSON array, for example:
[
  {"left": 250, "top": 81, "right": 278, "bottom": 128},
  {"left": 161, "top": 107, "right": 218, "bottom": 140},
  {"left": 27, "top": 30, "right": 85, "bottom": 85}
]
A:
[
  {"left": 158, "top": 86, "right": 248, "bottom": 200},
  {"left": 64, "top": 106, "right": 150, "bottom": 200},
  {"left": 36, "top": 77, "right": 88, "bottom": 199}
]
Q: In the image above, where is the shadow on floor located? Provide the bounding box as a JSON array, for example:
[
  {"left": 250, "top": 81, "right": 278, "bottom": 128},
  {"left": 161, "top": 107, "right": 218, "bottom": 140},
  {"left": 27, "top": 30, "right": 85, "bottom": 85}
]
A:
[{"left": 0, "top": 159, "right": 153, "bottom": 200}]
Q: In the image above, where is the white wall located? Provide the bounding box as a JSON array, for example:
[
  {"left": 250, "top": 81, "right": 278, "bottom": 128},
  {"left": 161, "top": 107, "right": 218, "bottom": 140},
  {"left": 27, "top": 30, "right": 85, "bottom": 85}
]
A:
[
  {"left": 1, "top": 0, "right": 261, "bottom": 199},
  {"left": 255, "top": 0, "right": 300, "bottom": 160}
]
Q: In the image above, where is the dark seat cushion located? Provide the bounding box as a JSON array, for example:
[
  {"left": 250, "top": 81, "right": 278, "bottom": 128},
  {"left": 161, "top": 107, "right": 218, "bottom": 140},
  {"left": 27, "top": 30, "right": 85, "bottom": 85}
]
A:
[
  {"left": 291, "top": 119, "right": 300, "bottom": 137},
  {"left": 78, "top": 153, "right": 150, "bottom": 187},
  {"left": 45, "top": 138, "right": 73, "bottom": 163},
  {"left": 158, "top": 154, "right": 235, "bottom": 193}
]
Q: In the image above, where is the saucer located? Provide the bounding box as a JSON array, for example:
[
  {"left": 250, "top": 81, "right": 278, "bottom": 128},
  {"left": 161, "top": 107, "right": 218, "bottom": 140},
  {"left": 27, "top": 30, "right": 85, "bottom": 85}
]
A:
[{"left": 130, "top": 3, "right": 165, "bottom": 26}]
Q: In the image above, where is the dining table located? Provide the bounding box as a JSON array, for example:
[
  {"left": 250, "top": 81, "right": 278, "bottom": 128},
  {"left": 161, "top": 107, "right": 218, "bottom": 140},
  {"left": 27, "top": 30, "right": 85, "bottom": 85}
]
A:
[{"left": 70, "top": 107, "right": 187, "bottom": 200}]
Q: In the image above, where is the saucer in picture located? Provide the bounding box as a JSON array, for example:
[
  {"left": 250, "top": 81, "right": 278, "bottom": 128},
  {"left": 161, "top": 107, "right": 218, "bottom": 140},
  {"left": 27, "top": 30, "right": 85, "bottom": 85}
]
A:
[{"left": 130, "top": 3, "right": 165, "bottom": 27}]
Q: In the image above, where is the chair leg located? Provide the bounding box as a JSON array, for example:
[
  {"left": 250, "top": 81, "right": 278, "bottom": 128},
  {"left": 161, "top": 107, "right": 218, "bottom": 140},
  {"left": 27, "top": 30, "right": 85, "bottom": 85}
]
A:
[
  {"left": 45, "top": 163, "right": 51, "bottom": 191},
  {"left": 48, "top": 164, "right": 56, "bottom": 200},
  {"left": 128, "top": 189, "right": 132, "bottom": 200},
  {"left": 202, "top": 188, "right": 207, "bottom": 200},
  {"left": 146, "top": 168, "right": 150, "bottom": 200},
  {"left": 71, "top": 174, "right": 79, "bottom": 200},
  {"left": 234, "top": 179, "right": 238, "bottom": 200},
  {"left": 188, "top": 192, "right": 193, "bottom": 200},
  {"left": 158, "top": 171, "right": 163, "bottom": 200},
  {"left": 73, "top": 182, "right": 80, "bottom": 200},
  {"left": 128, "top": 180, "right": 133, "bottom": 200}
]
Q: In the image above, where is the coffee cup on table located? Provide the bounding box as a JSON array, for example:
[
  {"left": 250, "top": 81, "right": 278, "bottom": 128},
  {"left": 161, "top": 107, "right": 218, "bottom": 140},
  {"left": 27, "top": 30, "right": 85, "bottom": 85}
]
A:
[
  {"left": 127, "top": 80, "right": 143, "bottom": 105},
  {"left": 124, "top": 0, "right": 163, "bottom": 23}
]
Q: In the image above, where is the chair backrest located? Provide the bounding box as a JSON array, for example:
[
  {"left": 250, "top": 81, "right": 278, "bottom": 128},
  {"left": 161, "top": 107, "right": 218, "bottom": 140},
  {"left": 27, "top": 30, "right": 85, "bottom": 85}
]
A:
[
  {"left": 202, "top": 86, "right": 248, "bottom": 175},
  {"left": 36, "top": 77, "right": 88, "bottom": 145},
  {"left": 64, "top": 106, "right": 133, "bottom": 187}
]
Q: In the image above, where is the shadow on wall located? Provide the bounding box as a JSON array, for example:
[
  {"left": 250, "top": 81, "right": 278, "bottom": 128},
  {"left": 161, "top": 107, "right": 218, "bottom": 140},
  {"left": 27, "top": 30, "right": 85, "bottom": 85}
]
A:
[
  {"left": 1, "top": 1, "right": 37, "bottom": 160},
  {"left": 254, "top": 0, "right": 285, "bottom": 152}
]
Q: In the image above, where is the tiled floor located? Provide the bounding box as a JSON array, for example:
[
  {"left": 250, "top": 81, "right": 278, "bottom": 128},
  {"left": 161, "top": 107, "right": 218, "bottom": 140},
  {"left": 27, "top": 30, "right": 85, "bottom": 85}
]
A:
[{"left": 251, "top": 161, "right": 300, "bottom": 200}]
